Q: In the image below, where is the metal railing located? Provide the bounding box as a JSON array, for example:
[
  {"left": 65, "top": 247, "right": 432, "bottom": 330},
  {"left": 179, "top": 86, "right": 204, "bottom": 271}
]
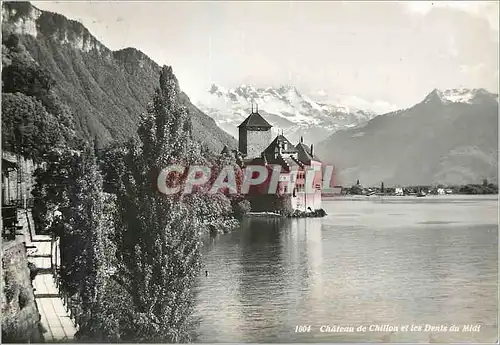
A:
[
  {"left": 52, "top": 245, "right": 83, "bottom": 331},
  {"left": 2, "top": 197, "right": 36, "bottom": 209}
]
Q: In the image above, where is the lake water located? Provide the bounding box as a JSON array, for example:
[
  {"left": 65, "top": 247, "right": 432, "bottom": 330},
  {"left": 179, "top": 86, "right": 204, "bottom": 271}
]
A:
[{"left": 194, "top": 195, "right": 498, "bottom": 343}]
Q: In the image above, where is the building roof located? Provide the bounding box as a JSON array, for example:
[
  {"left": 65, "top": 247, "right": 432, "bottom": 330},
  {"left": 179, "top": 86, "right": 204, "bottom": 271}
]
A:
[
  {"left": 220, "top": 145, "right": 231, "bottom": 155},
  {"left": 243, "top": 153, "right": 298, "bottom": 173},
  {"left": 289, "top": 155, "right": 305, "bottom": 168},
  {"left": 296, "top": 142, "right": 321, "bottom": 163},
  {"left": 2, "top": 158, "right": 18, "bottom": 171},
  {"left": 238, "top": 111, "right": 272, "bottom": 129},
  {"left": 282, "top": 156, "right": 302, "bottom": 172},
  {"left": 244, "top": 156, "right": 266, "bottom": 166},
  {"left": 263, "top": 135, "right": 298, "bottom": 157}
]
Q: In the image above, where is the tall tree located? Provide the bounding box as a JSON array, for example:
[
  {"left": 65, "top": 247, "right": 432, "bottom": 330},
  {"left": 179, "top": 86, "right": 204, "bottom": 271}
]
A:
[
  {"left": 74, "top": 149, "right": 121, "bottom": 341},
  {"left": 31, "top": 146, "right": 122, "bottom": 341},
  {"left": 115, "top": 66, "right": 206, "bottom": 342}
]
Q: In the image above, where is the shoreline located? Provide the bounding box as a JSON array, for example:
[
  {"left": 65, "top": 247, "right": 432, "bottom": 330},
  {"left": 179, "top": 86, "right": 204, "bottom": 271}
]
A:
[
  {"left": 246, "top": 209, "right": 327, "bottom": 219},
  {"left": 322, "top": 194, "right": 499, "bottom": 200}
]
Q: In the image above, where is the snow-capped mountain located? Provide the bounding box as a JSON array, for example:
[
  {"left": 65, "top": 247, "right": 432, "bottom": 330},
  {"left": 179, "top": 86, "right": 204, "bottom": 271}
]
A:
[
  {"left": 196, "top": 84, "right": 387, "bottom": 144},
  {"left": 309, "top": 90, "right": 399, "bottom": 115},
  {"left": 422, "top": 88, "right": 499, "bottom": 105},
  {"left": 315, "top": 87, "right": 498, "bottom": 186}
]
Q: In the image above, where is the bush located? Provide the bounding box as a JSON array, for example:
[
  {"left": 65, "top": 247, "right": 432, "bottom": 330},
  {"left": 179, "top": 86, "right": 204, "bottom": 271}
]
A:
[
  {"left": 18, "top": 289, "right": 28, "bottom": 309},
  {"left": 276, "top": 194, "right": 293, "bottom": 214},
  {"left": 2, "top": 61, "right": 55, "bottom": 99},
  {"left": 289, "top": 208, "right": 327, "bottom": 218},
  {"left": 4, "top": 276, "right": 17, "bottom": 303},
  {"left": 231, "top": 198, "right": 251, "bottom": 220},
  {"left": 4, "top": 34, "right": 19, "bottom": 50},
  {"left": 27, "top": 262, "right": 38, "bottom": 281},
  {"left": 458, "top": 184, "right": 498, "bottom": 195}
]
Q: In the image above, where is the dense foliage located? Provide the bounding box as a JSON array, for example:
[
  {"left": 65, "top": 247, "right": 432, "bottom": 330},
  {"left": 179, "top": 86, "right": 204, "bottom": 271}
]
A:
[
  {"left": 2, "top": 33, "right": 77, "bottom": 161},
  {"left": 31, "top": 65, "right": 246, "bottom": 342},
  {"left": 31, "top": 146, "right": 120, "bottom": 340},
  {"left": 456, "top": 183, "right": 498, "bottom": 195},
  {"left": 104, "top": 66, "right": 246, "bottom": 341},
  {"left": 3, "top": 5, "right": 247, "bottom": 339}
]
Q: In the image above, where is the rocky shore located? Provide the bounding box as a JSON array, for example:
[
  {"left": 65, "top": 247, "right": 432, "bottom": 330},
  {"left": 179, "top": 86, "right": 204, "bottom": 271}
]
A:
[
  {"left": 247, "top": 209, "right": 327, "bottom": 219},
  {"left": 289, "top": 208, "right": 327, "bottom": 218}
]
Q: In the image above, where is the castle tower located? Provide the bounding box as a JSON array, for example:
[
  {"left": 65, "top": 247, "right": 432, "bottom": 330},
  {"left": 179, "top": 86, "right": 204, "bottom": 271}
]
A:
[{"left": 238, "top": 104, "right": 273, "bottom": 158}]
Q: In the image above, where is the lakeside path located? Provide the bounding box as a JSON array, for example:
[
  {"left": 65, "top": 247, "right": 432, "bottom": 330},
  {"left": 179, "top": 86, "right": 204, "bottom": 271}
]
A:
[{"left": 21, "top": 209, "right": 77, "bottom": 342}]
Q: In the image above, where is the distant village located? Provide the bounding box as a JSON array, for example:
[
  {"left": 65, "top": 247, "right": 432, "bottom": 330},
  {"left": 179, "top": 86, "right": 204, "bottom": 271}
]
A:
[{"left": 323, "top": 179, "right": 498, "bottom": 196}]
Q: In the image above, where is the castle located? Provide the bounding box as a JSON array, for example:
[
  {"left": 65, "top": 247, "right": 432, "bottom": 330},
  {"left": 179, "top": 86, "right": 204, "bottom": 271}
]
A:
[{"left": 224, "top": 105, "right": 322, "bottom": 212}]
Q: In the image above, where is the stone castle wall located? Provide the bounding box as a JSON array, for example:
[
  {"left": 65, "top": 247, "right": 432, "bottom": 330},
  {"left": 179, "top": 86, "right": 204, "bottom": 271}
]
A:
[
  {"left": 293, "top": 190, "right": 322, "bottom": 211},
  {"left": 238, "top": 127, "right": 247, "bottom": 154},
  {"left": 246, "top": 129, "right": 273, "bottom": 158},
  {"left": 1, "top": 241, "right": 43, "bottom": 342}
]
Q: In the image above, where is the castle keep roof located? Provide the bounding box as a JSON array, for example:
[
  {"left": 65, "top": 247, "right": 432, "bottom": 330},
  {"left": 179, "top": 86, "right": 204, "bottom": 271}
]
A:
[{"left": 238, "top": 111, "right": 272, "bottom": 129}]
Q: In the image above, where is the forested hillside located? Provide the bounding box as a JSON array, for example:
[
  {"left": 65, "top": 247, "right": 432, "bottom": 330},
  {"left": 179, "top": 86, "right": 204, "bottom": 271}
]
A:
[{"left": 2, "top": 1, "right": 236, "bottom": 152}]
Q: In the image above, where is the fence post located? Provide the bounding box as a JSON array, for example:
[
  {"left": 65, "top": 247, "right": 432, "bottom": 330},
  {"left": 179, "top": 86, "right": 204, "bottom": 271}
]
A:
[{"left": 50, "top": 235, "right": 54, "bottom": 272}]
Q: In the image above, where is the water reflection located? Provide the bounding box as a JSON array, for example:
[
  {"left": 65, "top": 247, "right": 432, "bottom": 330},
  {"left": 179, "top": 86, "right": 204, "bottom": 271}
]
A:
[
  {"left": 195, "top": 197, "right": 498, "bottom": 343},
  {"left": 304, "top": 218, "right": 324, "bottom": 303},
  {"left": 237, "top": 218, "right": 287, "bottom": 342}
]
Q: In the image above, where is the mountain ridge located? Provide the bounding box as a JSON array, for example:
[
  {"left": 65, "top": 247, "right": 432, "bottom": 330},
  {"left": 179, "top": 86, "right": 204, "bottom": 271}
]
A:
[
  {"left": 197, "top": 83, "right": 383, "bottom": 144},
  {"left": 2, "top": 1, "right": 236, "bottom": 152},
  {"left": 316, "top": 87, "right": 498, "bottom": 186},
  {"left": 422, "top": 88, "right": 498, "bottom": 106}
]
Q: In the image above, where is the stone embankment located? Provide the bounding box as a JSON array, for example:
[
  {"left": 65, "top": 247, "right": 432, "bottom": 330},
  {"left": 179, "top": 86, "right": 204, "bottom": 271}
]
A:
[
  {"left": 1, "top": 239, "right": 43, "bottom": 342},
  {"left": 2, "top": 209, "right": 77, "bottom": 342}
]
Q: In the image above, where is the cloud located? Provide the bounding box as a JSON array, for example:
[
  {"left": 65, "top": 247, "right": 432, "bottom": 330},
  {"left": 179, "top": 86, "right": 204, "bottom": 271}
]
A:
[
  {"left": 448, "top": 35, "right": 459, "bottom": 57},
  {"left": 403, "top": 1, "right": 499, "bottom": 33},
  {"left": 460, "top": 63, "right": 486, "bottom": 74},
  {"left": 314, "top": 93, "right": 399, "bottom": 114}
]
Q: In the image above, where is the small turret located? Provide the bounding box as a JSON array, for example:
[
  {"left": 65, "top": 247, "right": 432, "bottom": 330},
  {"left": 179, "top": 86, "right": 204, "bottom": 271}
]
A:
[
  {"left": 221, "top": 145, "right": 231, "bottom": 155},
  {"left": 261, "top": 152, "right": 268, "bottom": 166}
]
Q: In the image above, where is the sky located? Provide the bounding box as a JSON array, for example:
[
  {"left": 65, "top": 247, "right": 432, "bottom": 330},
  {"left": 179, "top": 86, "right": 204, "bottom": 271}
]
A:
[{"left": 32, "top": 1, "right": 499, "bottom": 111}]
